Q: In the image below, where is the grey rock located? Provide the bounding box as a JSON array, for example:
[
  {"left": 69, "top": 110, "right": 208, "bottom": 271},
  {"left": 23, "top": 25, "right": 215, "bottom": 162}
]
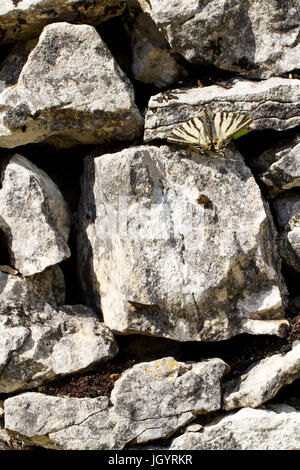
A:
[
  {"left": 0, "top": 22, "right": 143, "bottom": 148},
  {"left": 272, "top": 193, "right": 300, "bottom": 271},
  {"left": 279, "top": 226, "right": 300, "bottom": 272},
  {"left": 144, "top": 0, "right": 300, "bottom": 79},
  {"left": 144, "top": 78, "right": 300, "bottom": 142},
  {"left": 0, "top": 0, "right": 125, "bottom": 44},
  {"left": 78, "top": 144, "right": 288, "bottom": 341},
  {"left": 4, "top": 357, "right": 228, "bottom": 449},
  {"left": 273, "top": 192, "right": 300, "bottom": 231},
  {"left": 125, "top": 2, "right": 186, "bottom": 88},
  {"left": 170, "top": 405, "right": 300, "bottom": 450},
  {"left": 223, "top": 341, "right": 300, "bottom": 410},
  {"left": 259, "top": 136, "right": 300, "bottom": 197},
  {"left": 0, "top": 154, "right": 71, "bottom": 276},
  {"left": 0, "top": 269, "right": 117, "bottom": 393},
  {"left": 109, "top": 357, "right": 229, "bottom": 444},
  {"left": 0, "top": 264, "right": 65, "bottom": 312}
]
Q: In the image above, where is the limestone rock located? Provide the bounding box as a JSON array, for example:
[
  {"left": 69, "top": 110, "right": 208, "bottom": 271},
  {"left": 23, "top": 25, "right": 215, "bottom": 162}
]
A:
[
  {"left": 0, "top": 22, "right": 143, "bottom": 148},
  {"left": 0, "top": 264, "right": 65, "bottom": 312},
  {"left": 110, "top": 357, "right": 229, "bottom": 444},
  {"left": 0, "top": 0, "right": 126, "bottom": 44},
  {"left": 0, "top": 154, "right": 71, "bottom": 276},
  {"left": 273, "top": 192, "right": 300, "bottom": 231},
  {"left": 223, "top": 341, "right": 300, "bottom": 410},
  {"left": 78, "top": 144, "right": 288, "bottom": 341},
  {"left": 272, "top": 193, "right": 300, "bottom": 271},
  {"left": 170, "top": 405, "right": 300, "bottom": 450},
  {"left": 259, "top": 136, "right": 300, "bottom": 197},
  {"left": 124, "top": 2, "right": 186, "bottom": 88},
  {"left": 279, "top": 226, "right": 300, "bottom": 272},
  {"left": 144, "top": 78, "right": 300, "bottom": 142},
  {"left": 144, "top": 0, "right": 300, "bottom": 79},
  {"left": 0, "top": 268, "right": 118, "bottom": 393},
  {"left": 4, "top": 357, "right": 228, "bottom": 449}
]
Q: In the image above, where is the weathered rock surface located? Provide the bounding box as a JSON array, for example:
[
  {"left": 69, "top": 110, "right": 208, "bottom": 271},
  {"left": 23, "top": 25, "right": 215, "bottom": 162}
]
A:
[
  {"left": 4, "top": 357, "right": 228, "bottom": 449},
  {"left": 259, "top": 136, "right": 300, "bottom": 197},
  {"left": 124, "top": 2, "right": 186, "bottom": 88},
  {"left": 0, "top": 22, "right": 143, "bottom": 148},
  {"left": 273, "top": 192, "right": 300, "bottom": 231},
  {"left": 279, "top": 224, "right": 300, "bottom": 272},
  {"left": 272, "top": 193, "right": 300, "bottom": 271},
  {"left": 78, "top": 144, "right": 288, "bottom": 341},
  {"left": 144, "top": 78, "right": 300, "bottom": 142},
  {"left": 0, "top": 268, "right": 118, "bottom": 393},
  {"left": 143, "top": 0, "right": 300, "bottom": 79},
  {"left": 0, "top": 0, "right": 126, "bottom": 44},
  {"left": 0, "top": 154, "right": 71, "bottom": 276},
  {"left": 170, "top": 405, "right": 300, "bottom": 450},
  {"left": 223, "top": 341, "right": 300, "bottom": 410}
]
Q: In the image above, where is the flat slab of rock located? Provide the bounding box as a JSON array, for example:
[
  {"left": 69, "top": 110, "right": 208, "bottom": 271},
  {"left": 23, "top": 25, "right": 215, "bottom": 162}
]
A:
[
  {"left": 0, "top": 22, "right": 143, "bottom": 148},
  {"left": 0, "top": 268, "right": 118, "bottom": 393},
  {"left": 0, "top": 0, "right": 125, "bottom": 44},
  {"left": 0, "top": 154, "right": 71, "bottom": 276},
  {"left": 223, "top": 341, "right": 300, "bottom": 410},
  {"left": 170, "top": 405, "right": 300, "bottom": 450},
  {"left": 4, "top": 357, "right": 228, "bottom": 449},
  {"left": 78, "top": 144, "right": 288, "bottom": 341},
  {"left": 144, "top": 0, "right": 300, "bottom": 79},
  {"left": 144, "top": 78, "right": 300, "bottom": 142}
]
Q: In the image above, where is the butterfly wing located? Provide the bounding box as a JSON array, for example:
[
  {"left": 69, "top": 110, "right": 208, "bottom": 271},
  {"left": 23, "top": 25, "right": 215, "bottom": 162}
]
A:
[
  {"left": 167, "top": 116, "right": 210, "bottom": 151},
  {"left": 213, "top": 112, "right": 252, "bottom": 150}
]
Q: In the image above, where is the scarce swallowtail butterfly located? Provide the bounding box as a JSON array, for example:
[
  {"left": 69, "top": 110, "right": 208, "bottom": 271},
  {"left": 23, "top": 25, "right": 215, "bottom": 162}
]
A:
[{"left": 167, "top": 111, "right": 252, "bottom": 156}]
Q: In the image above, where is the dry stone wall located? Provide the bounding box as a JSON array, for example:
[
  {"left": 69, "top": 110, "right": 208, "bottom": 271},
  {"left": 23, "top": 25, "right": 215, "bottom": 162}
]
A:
[{"left": 0, "top": 0, "right": 299, "bottom": 451}]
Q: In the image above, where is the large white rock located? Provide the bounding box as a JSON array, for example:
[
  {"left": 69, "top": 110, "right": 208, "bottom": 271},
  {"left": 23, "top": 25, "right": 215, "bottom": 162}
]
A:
[
  {"left": 0, "top": 22, "right": 143, "bottom": 148},
  {"left": 78, "top": 144, "right": 288, "bottom": 341},
  {"left": 143, "top": 0, "right": 300, "bottom": 79},
  {"left": 144, "top": 78, "right": 300, "bottom": 142},
  {"left": 223, "top": 341, "right": 300, "bottom": 410},
  {"left": 0, "top": 0, "right": 125, "bottom": 44},
  {"left": 170, "top": 405, "right": 300, "bottom": 450},
  {"left": 0, "top": 154, "right": 71, "bottom": 276},
  {"left": 4, "top": 357, "right": 228, "bottom": 449},
  {"left": 0, "top": 268, "right": 118, "bottom": 393}
]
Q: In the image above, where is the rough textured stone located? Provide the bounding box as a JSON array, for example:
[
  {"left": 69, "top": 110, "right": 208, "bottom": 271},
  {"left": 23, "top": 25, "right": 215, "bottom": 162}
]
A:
[
  {"left": 0, "top": 268, "right": 117, "bottom": 393},
  {"left": 144, "top": 78, "right": 300, "bottom": 142},
  {"left": 273, "top": 192, "right": 300, "bottom": 231},
  {"left": 259, "top": 136, "right": 300, "bottom": 197},
  {"left": 78, "top": 144, "right": 288, "bottom": 341},
  {"left": 272, "top": 193, "right": 300, "bottom": 271},
  {"left": 223, "top": 341, "right": 300, "bottom": 410},
  {"left": 0, "top": 0, "right": 126, "bottom": 44},
  {"left": 0, "top": 264, "right": 65, "bottom": 312},
  {"left": 170, "top": 405, "right": 300, "bottom": 450},
  {"left": 0, "top": 22, "right": 143, "bottom": 148},
  {"left": 144, "top": 0, "right": 300, "bottom": 79},
  {"left": 124, "top": 2, "right": 186, "bottom": 88},
  {"left": 4, "top": 357, "right": 228, "bottom": 449},
  {"left": 0, "top": 154, "right": 71, "bottom": 276},
  {"left": 279, "top": 225, "right": 300, "bottom": 272}
]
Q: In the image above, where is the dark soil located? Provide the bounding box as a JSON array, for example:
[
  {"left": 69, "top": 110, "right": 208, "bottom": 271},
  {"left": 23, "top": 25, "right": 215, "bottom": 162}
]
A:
[{"left": 33, "top": 306, "right": 300, "bottom": 400}]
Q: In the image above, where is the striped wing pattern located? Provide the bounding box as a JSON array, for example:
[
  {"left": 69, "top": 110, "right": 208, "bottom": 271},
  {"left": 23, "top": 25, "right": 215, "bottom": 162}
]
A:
[
  {"left": 167, "top": 111, "right": 252, "bottom": 155},
  {"left": 167, "top": 116, "right": 208, "bottom": 150},
  {"left": 213, "top": 112, "right": 252, "bottom": 146}
]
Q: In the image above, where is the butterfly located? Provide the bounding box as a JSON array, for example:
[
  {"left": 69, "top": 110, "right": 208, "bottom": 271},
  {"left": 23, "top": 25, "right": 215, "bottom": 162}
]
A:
[{"left": 167, "top": 110, "right": 252, "bottom": 156}]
